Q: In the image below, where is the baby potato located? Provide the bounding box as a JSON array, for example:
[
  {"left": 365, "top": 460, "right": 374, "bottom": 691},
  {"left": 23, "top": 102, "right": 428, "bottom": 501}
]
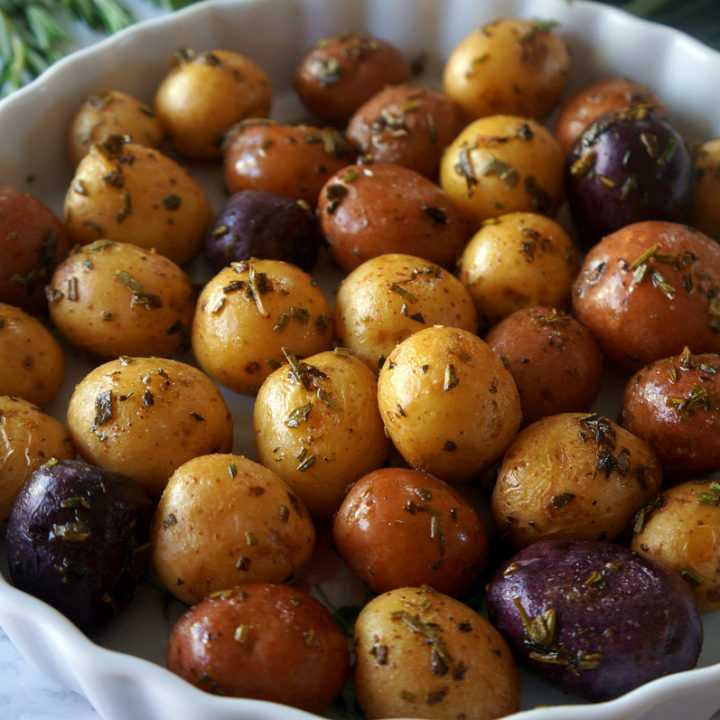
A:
[
  {"left": 485, "top": 307, "right": 604, "bottom": 425},
  {"left": 63, "top": 138, "right": 212, "bottom": 266},
  {"left": 167, "top": 584, "right": 349, "bottom": 711},
  {"left": 192, "top": 259, "right": 334, "bottom": 396},
  {"left": 0, "top": 395, "right": 74, "bottom": 522},
  {"left": 318, "top": 161, "right": 470, "bottom": 271},
  {"left": 346, "top": 84, "right": 465, "bottom": 180},
  {"left": 333, "top": 467, "right": 488, "bottom": 596},
  {"left": 151, "top": 454, "right": 315, "bottom": 604},
  {"left": 253, "top": 349, "right": 391, "bottom": 519},
  {"left": 691, "top": 138, "right": 720, "bottom": 240},
  {"left": 223, "top": 121, "right": 355, "bottom": 207},
  {"left": 354, "top": 585, "right": 521, "bottom": 720},
  {"left": 633, "top": 479, "right": 720, "bottom": 611},
  {"left": 47, "top": 240, "right": 195, "bottom": 359},
  {"left": 155, "top": 49, "right": 271, "bottom": 160},
  {"left": 443, "top": 18, "right": 570, "bottom": 121},
  {"left": 490, "top": 412, "right": 663, "bottom": 550},
  {"left": 440, "top": 115, "right": 564, "bottom": 226},
  {"left": 67, "top": 357, "right": 233, "bottom": 496},
  {"left": 554, "top": 76, "right": 666, "bottom": 154},
  {"left": 458, "top": 212, "right": 578, "bottom": 327},
  {"left": 67, "top": 89, "right": 164, "bottom": 166},
  {"left": 334, "top": 253, "right": 478, "bottom": 371},
  {"left": 572, "top": 221, "right": 720, "bottom": 371},
  {"left": 0, "top": 302, "right": 65, "bottom": 406},
  {"left": 619, "top": 348, "right": 720, "bottom": 476},
  {"left": 377, "top": 325, "right": 521, "bottom": 483},
  {"left": 0, "top": 185, "right": 72, "bottom": 316},
  {"left": 294, "top": 32, "right": 412, "bottom": 126}
]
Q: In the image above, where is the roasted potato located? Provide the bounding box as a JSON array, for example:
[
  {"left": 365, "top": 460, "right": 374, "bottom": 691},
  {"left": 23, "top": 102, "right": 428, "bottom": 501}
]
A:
[{"left": 691, "top": 138, "right": 720, "bottom": 240}]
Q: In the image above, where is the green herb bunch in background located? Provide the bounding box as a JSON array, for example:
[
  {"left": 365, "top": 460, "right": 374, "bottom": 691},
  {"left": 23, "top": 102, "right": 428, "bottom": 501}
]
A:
[{"left": 1, "top": 0, "right": 719, "bottom": 98}]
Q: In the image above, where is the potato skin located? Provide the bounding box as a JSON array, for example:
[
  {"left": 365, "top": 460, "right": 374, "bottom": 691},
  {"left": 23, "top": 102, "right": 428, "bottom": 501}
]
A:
[
  {"left": 167, "top": 583, "right": 349, "bottom": 711},
  {"left": 0, "top": 395, "right": 74, "bottom": 522},
  {"left": 191, "top": 259, "right": 334, "bottom": 396},
  {"left": 47, "top": 240, "right": 195, "bottom": 359},
  {"left": 223, "top": 121, "right": 354, "bottom": 207},
  {"left": 253, "top": 350, "right": 390, "bottom": 519},
  {"left": 440, "top": 115, "right": 564, "bottom": 225},
  {"left": 67, "top": 89, "right": 164, "bottom": 166},
  {"left": 354, "top": 585, "right": 521, "bottom": 720},
  {"left": 443, "top": 18, "right": 570, "bottom": 121},
  {"left": 346, "top": 84, "right": 465, "bottom": 180},
  {"left": 490, "top": 412, "right": 662, "bottom": 549},
  {"left": 632, "top": 479, "right": 720, "bottom": 611},
  {"left": 486, "top": 539, "right": 703, "bottom": 701},
  {"left": 318, "top": 161, "right": 470, "bottom": 271},
  {"left": 155, "top": 49, "right": 271, "bottom": 159},
  {"left": 333, "top": 467, "right": 488, "bottom": 596},
  {"left": 620, "top": 349, "right": 720, "bottom": 476},
  {"left": 691, "top": 138, "right": 720, "bottom": 240},
  {"left": 67, "top": 357, "right": 233, "bottom": 496},
  {"left": 151, "top": 454, "right": 316, "bottom": 604},
  {"left": 572, "top": 221, "right": 720, "bottom": 371},
  {"left": 334, "top": 253, "right": 478, "bottom": 371},
  {"left": 0, "top": 301, "right": 65, "bottom": 406},
  {"left": 485, "top": 307, "right": 603, "bottom": 425},
  {"left": 377, "top": 326, "right": 521, "bottom": 483},
  {"left": 63, "top": 140, "right": 212, "bottom": 266},
  {"left": 294, "top": 32, "right": 412, "bottom": 126},
  {"left": 0, "top": 185, "right": 72, "bottom": 315},
  {"left": 458, "top": 211, "right": 578, "bottom": 327}
]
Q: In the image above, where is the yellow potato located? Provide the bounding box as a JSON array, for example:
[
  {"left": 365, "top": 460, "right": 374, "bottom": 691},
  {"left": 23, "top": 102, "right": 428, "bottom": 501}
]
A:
[
  {"left": 458, "top": 212, "right": 578, "bottom": 326},
  {"left": 151, "top": 453, "right": 315, "bottom": 604},
  {"left": 377, "top": 325, "right": 521, "bottom": 482},
  {"left": 440, "top": 115, "right": 564, "bottom": 226},
  {"left": 48, "top": 240, "right": 195, "bottom": 359},
  {"left": 66, "top": 356, "right": 233, "bottom": 496},
  {"left": 63, "top": 139, "right": 212, "bottom": 265},
  {"left": 491, "top": 412, "right": 663, "bottom": 549},
  {"left": 253, "top": 349, "right": 391, "bottom": 519},
  {"left": 443, "top": 18, "right": 570, "bottom": 121},
  {"left": 0, "top": 395, "right": 74, "bottom": 522},
  {"left": 0, "top": 302, "right": 65, "bottom": 407},
  {"left": 354, "top": 585, "right": 521, "bottom": 720},
  {"left": 191, "top": 259, "right": 334, "bottom": 395},
  {"left": 155, "top": 48, "right": 271, "bottom": 159}
]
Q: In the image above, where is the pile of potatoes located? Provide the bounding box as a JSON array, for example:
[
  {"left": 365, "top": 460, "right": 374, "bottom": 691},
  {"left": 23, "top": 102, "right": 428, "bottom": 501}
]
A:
[{"left": 3, "top": 15, "right": 720, "bottom": 720}]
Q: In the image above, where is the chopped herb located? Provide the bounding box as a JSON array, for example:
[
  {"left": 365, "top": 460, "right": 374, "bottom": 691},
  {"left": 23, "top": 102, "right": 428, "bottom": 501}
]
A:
[
  {"left": 90, "top": 390, "right": 113, "bottom": 432},
  {"left": 443, "top": 363, "right": 459, "bottom": 391},
  {"left": 286, "top": 402, "right": 313, "bottom": 427}
]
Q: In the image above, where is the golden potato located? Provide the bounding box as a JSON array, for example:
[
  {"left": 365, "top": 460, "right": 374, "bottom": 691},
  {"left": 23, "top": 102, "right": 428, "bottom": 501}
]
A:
[
  {"left": 191, "top": 259, "right": 334, "bottom": 396},
  {"left": 458, "top": 212, "right": 578, "bottom": 327},
  {"left": 151, "top": 454, "right": 315, "bottom": 604},
  {"left": 47, "top": 240, "right": 195, "bottom": 359},
  {"left": 155, "top": 49, "right": 271, "bottom": 159},
  {"left": 0, "top": 302, "right": 65, "bottom": 406},
  {"left": 67, "top": 89, "right": 164, "bottom": 166},
  {"left": 691, "top": 138, "right": 720, "bottom": 240},
  {"left": 63, "top": 139, "right": 212, "bottom": 266},
  {"left": 440, "top": 115, "right": 564, "bottom": 226},
  {"left": 490, "top": 412, "right": 663, "bottom": 549},
  {"left": 443, "top": 18, "right": 570, "bottom": 121},
  {"left": 334, "top": 253, "right": 478, "bottom": 371},
  {"left": 67, "top": 356, "right": 233, "bottom": 496},
  {"left": 0, "top": 395, "right": 74, "bottom": 522},
  {"left": 254, "top": 349, "right": 390, "bottom": 519},
  {"left": 354, "top": 585, "right": 521, "bottom": 720},
  {"left": 632, "top": 478, "right": 720, "bottom": 612},
  {"left": 377, "top": 325, "right": 521, "bottom": 483}
]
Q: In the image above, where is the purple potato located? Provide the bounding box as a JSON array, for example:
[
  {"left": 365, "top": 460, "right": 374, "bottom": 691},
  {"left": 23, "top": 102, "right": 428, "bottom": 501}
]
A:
[
  {"left": 5, "top": 459, "right": 152, "bottom": 636},
  {"left": 204, "top": 190, "right": 321, "bottom": 271},
  {"left": 566, "top": 106, "right": 693, "bottom": 245},
  {"left": 486, "top": 539, "right": 702, "bottom": 701}
]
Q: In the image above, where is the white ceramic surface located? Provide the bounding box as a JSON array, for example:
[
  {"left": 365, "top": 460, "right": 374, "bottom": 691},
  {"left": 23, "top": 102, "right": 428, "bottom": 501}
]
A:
[{"left": 1, "top": 1, "right": 720, "bottom": 719}]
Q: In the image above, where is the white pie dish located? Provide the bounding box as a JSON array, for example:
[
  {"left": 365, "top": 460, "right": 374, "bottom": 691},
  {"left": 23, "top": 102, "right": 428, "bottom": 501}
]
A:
[{"left": 1, "top": 0, "right": 720, "bottom": 719}]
